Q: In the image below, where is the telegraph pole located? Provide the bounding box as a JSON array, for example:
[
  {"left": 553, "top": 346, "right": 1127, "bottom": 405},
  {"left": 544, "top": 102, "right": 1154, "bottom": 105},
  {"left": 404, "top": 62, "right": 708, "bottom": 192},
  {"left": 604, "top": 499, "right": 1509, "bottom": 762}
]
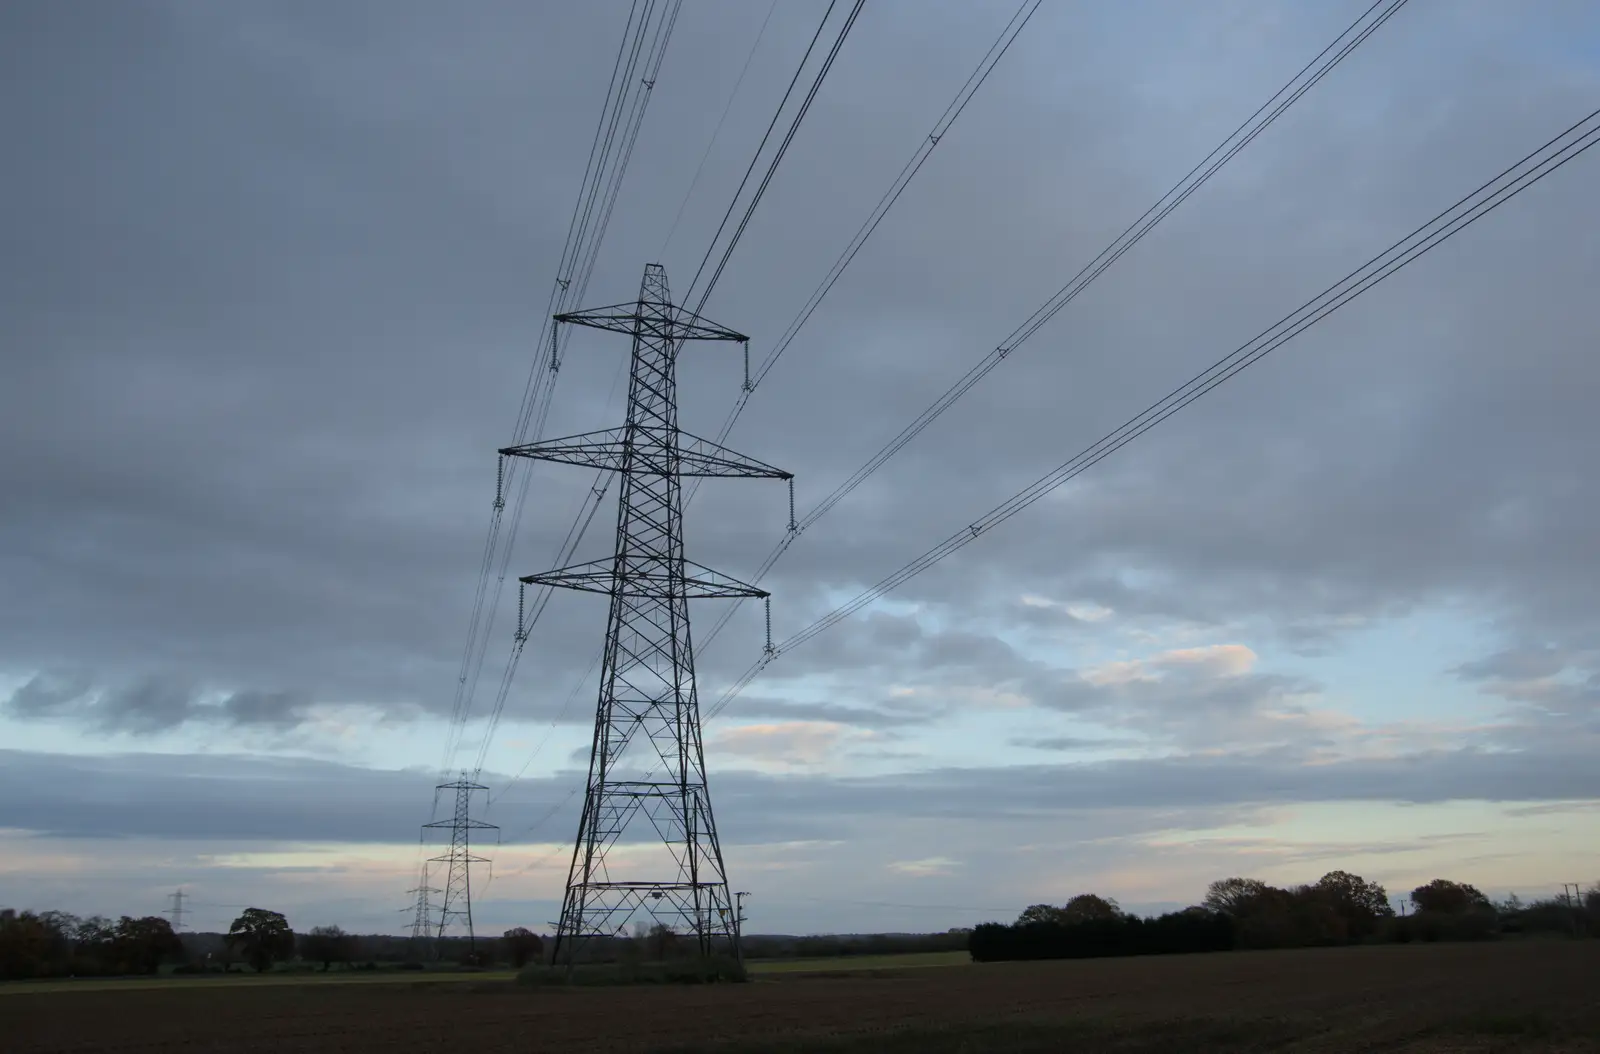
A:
[
  {"left": 734, "top": 891, "right": 750, "bottom": 967},
  {"left": 502, "top": 263, "right": 790, "bottom": 966}
]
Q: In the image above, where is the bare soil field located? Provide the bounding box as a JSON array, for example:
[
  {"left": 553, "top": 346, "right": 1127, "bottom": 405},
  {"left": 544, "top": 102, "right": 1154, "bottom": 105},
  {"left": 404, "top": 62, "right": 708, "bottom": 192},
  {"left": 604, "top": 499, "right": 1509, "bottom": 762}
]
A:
[{"left": 3, "top": 940, "right": 1597, "bottom": 1053}]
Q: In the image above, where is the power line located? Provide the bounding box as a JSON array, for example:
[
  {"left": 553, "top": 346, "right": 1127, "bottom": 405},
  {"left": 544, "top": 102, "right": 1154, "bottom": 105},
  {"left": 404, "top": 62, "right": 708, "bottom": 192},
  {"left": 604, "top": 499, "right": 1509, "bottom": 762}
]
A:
[
  {"left": 660, "top": 0, "right": 782, "bottom": 261},
  {"left": 694, "top": 0, "right": 1410, "bottom": 658},
  {"left": 487, "top": 0, "right": 1028, "bottom": 809},
  {"left": 686, "top": 0, "right": 867, "bottom": 314},
  {"left": 704, "top": 104, "right": 1600, "bottom": 719},
  {"left": 438, "top": 0, "right": 650, "bottom": 774},
  {"left": 550, "top": 0, "right": 1412, "bottom": 830},
  {"left": 438, "top": 0, "right": 684, "bottom": 783},
  {"left": 478, "top": 1, "right": 864, "bottom": 803},
  {"left": 684, "top": 0, "right": 1041, "bottom": 512}
]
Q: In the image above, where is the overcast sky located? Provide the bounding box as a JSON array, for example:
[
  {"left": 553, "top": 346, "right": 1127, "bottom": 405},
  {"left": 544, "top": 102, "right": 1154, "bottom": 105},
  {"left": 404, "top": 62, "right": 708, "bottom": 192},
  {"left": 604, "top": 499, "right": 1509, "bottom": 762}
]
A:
[{"left": 4, "top": 0, "right": 1599, "bottom": 937}]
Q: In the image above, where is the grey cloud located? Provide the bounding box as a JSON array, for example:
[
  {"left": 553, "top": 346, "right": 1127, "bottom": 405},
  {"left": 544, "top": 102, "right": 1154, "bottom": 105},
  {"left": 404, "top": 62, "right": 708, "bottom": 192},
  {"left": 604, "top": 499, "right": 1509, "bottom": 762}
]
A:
[
  {"left": 1454, "top": 646, "right": 1571, "bottom": 683},
  {"left": 2, "top": 674, "right": 316, "bottom": 734},
  {"left": 6, "top": 736, "right": 1600, "bottom": 849},
  {"left": 1, "top": 0, "right": 1599, "bottom": 774},
  {"left": 4, "top": 673, "right": 94, "bottom": 719},
  {"left": 96, "top": 676, "right": 201, "bottom": 734},
  {"left": 218, "top": 689, "right": 312, "bottom": 729}
]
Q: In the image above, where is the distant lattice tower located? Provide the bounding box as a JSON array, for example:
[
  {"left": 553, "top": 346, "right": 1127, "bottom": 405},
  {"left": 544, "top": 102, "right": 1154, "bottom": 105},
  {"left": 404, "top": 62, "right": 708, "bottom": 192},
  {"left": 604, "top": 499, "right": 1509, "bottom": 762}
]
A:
[
  {"left": 424, "top": 774, "right": 497, "bottom": 952},
  {"left": 501, "top": 263, "right": 790, "bottom": 965},
  {"left": 405, "top": 864, "right": 441, "bottom": 960},
  {"left": 165, "top": 889, "right": 188, "bottom": 932}
]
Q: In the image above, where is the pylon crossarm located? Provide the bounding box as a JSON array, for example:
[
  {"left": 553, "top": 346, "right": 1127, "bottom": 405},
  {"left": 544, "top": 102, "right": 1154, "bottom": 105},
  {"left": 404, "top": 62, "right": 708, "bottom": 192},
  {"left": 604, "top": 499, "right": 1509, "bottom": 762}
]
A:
[
  {"left": 520, "top": 559, "right": 769, "bottom": 599},
  {"left": 555, "top": 303, "right": 747, "bottom": 343},
  {"left": 422, "top": 818, "right": 499, "bottom": 830},
  {"left": 500, "top": 428, "right": 790, "bottom": 479}
]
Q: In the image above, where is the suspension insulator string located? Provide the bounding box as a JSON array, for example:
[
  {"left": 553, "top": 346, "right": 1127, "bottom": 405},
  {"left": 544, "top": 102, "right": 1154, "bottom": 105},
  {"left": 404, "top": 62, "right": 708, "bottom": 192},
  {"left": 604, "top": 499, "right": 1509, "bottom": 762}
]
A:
[
  {"left": 495, "top": 455, "right": 506, "bottom": 512},
  {"left": 550, "top": 322, "right": 561, "bottom": 373},
  {"left": 787, "top": 478, "right": 797, "bottom": 533},
  {"left": 763, "top": 596, "right": 774, "bottom": 657},
  {"left": 742, "top": 340, "right": 752, "bottom": 393},
  {"left": 516, "top": 582, "right": 527, "bottom": 643}
]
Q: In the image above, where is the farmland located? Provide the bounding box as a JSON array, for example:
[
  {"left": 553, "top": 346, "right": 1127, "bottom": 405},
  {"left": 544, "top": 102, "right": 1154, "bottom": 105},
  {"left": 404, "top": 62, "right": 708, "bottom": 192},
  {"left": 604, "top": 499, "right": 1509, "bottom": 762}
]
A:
[{"left": 3, "top": 940, "right": 1598, "bottom": 1052}]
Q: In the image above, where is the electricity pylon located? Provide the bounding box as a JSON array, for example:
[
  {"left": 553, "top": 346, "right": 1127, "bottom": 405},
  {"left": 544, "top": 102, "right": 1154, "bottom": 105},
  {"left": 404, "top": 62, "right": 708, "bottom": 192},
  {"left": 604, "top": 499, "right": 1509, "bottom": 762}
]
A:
[
  {"left": 424, "top": 773, "right": 497, "bottom": 952},
  {"left": 404, "top": 864, "right": 441, "bottom": 960},
  {"left": 501, "top": 263, "right": 790, "bottom": 965},
  {"left": 165, "top": 889, "right": 188, "bottom": 931}
]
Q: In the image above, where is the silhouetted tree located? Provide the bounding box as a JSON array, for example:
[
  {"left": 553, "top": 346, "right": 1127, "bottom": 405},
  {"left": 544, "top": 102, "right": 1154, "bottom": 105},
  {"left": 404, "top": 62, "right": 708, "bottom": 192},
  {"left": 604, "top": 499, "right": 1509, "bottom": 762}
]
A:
[
  {"left": 1203, "top": 877, "right": 1274, "bottom": 917},
  {"left": 502, "top": 927, "right": 543, "bottom": 968},
  {"left": 1313, "top": 870, "right": 1393, "bottom": 939},
  {"left": 300, "top": 925, "right": 354, "bottom": 971},
  {"left": 112, "top": 915, "right": 183, "bottom": 974},
  {"left": 1016, "top": 903, "right": 1068, "bottom": 926},
  {"left": 226, "top": 908, "right": 295, "bottom": 973},
  {"left": 0, "top": 910, "right": 54, "bottom": 980},
  {"left": 1061, "top": 894, "right": 1123, "bottom": 923},
  {"left": 1410, "top": 879, "right": 1490, "bottom": 915}
]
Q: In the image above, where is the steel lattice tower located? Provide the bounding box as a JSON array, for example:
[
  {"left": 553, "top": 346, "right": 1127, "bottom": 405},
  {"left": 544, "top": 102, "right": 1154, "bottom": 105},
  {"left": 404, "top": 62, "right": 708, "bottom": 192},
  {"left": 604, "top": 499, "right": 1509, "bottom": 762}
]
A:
[
  {"left": 501, "top": 263, "right": 790, "bottom": 965},
  {"left": 404, "top": 865, "right": 441, "bottom": 960},
  {"left": 424, "top": 774, "right": 497, "bottom": 951}
]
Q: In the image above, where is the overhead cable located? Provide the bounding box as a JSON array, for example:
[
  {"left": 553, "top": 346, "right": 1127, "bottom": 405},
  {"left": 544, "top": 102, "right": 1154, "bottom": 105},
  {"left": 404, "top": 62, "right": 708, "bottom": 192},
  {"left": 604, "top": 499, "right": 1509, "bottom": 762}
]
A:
[
  {"left": 437, "top": 0, "right": 682, "bottom": 781},
  {"left": 704, "top": 103, "right": 1600, "bottom": 720},
  {"left": 484, "top": 0, "right": 866, "bottom": 801},
  {"left": 694, "top": 0, "right": 1410, "bottom": 657},
  {"left": 686, "top": 0, "right": 867, "bottom": 314},
  {"left": 685, "top": 0, "right": 1042, "bottom": 510}
]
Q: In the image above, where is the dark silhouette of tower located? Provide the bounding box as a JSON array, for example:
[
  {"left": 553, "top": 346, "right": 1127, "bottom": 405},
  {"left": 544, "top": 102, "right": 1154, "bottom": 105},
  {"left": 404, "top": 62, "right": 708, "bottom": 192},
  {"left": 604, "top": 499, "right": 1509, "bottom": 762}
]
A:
[
  {"left": 424, "top": 774, "right": 496, "bottom": 951},
  {"left": 165, "top": 889, "right": 187, "bottom": 932},
  {"left": 501, "top": 263, "right": 789, "bottom": 964},
  {"left": 405, "top": 864, "right": 441, "bottom": 960}
]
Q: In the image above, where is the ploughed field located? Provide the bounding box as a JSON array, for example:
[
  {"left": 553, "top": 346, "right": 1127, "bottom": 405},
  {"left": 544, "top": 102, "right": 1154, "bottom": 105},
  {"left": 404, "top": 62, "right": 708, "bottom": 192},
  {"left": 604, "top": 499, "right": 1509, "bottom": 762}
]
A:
[{"left": 5, "top": 940, "right": 1598, "bottom": 1052}]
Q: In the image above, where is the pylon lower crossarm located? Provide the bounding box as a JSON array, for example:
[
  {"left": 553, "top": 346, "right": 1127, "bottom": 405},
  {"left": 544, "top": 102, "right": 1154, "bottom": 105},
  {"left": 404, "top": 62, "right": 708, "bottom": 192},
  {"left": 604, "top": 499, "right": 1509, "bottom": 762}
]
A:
[
  {"left": 423, "top": 819, "right": 499, "bottom": 830},
  {"left": 520, "top": 558, "right": 769, "bottom": 599},
  {"left": 500, "top": 428, "right": 790, "bottom": 479}
]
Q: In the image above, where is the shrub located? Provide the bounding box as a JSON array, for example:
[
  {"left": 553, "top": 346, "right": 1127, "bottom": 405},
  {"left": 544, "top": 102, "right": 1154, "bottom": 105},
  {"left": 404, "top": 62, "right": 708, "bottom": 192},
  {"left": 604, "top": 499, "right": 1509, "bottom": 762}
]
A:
[{"left": 968, "top": 911, "right": 1234, "bottom": 963}]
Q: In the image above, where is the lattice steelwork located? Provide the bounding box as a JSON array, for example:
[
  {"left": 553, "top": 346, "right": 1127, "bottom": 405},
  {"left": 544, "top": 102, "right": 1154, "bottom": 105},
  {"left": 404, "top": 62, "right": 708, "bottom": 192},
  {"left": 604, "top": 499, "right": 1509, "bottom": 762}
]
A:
[
  {"left": 502, "top": 263, "right": 789, "bottom": 964},
  {"left": 424, "top": 774, "right": 496, "bottom": 951}
]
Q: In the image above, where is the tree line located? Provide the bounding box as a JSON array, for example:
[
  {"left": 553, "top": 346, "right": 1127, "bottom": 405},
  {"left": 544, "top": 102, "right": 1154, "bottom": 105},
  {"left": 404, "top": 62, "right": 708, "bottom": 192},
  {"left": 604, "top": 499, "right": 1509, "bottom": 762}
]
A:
[
  {"left": 970, "top": 874, "right": 1600, "bottom": 963},
  {"left": 0, "top": 910, "right": 184, "bottom": 980},
  {"left": 0, "top": 905, "right": 549, "bottom": 981}
]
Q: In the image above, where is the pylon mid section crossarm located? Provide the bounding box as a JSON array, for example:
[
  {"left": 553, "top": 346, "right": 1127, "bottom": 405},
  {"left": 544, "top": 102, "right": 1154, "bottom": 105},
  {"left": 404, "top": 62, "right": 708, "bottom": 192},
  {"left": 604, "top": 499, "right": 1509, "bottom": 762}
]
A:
[
  {"left": 521, "top": 558, "right": 768, "bottom": 600},
  {"left": 500, "top": 427, "right": 791, "bottom": 479}
]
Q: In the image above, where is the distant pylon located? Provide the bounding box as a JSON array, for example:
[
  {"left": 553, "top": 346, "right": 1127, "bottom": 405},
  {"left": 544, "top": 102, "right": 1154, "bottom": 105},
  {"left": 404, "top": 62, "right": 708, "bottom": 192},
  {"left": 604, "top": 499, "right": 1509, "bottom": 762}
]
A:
[
  {"left": 424, "top": 773, "right": 497, "bottom": 952},
  {"left": 501, "top": 263, "right": 791, "bottom": 965},
  {"left": 405, "top": 864, "right": 442, "bottom": 960},
  {"left": 165, "top": 889, "right": 188, "bottom": 931}
]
